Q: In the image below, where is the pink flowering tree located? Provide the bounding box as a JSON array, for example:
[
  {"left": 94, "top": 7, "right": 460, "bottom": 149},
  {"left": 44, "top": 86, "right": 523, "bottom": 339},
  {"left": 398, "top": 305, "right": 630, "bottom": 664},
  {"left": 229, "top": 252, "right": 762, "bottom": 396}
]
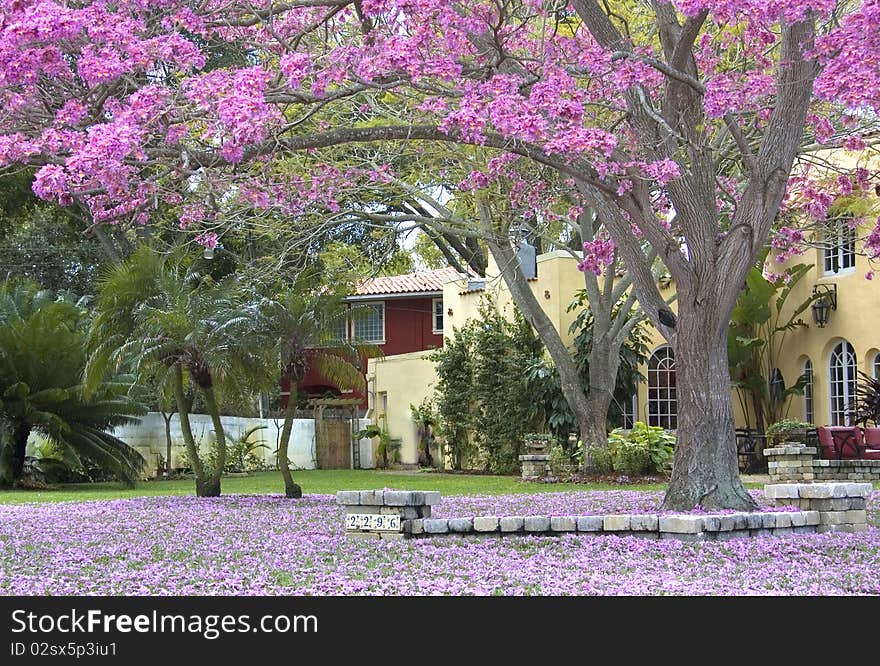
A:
[{"left": 3, "top": 1, "right": 880, "bottom": 509}]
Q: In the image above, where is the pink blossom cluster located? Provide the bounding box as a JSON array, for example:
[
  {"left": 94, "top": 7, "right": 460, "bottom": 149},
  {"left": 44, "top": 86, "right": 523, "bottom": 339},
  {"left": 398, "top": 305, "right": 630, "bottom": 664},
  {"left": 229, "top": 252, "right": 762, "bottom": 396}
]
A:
[
  {"left": 814, "top": 0, "right": 880, "bottom": 110},
  {"left": 0, "top": 0, "right": 878, "bottom": 264},
  {"left": 704, "top": 72, "right": 775, "bottom": 118},
  {"left": 184, "top": 67, "right": 281, "bottom": 163},
  {"left": 770, "top": 226, "right": 808, "bottom": 264},
  {"left": 674, "top": 0, "right": 836, "bottom": 23},
  {"left": 866, "top": 220, "right": 880, "bottom": 260},
  {"left": 578, "top": 233, "right": 615, "bottom": 276}
]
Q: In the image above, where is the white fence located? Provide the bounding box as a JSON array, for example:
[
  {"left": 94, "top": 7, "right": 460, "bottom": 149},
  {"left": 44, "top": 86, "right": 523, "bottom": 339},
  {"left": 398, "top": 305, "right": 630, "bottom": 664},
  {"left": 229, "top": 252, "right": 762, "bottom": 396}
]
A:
[{"left": 28, "top": 412, "right": 373, "bottom": 478}]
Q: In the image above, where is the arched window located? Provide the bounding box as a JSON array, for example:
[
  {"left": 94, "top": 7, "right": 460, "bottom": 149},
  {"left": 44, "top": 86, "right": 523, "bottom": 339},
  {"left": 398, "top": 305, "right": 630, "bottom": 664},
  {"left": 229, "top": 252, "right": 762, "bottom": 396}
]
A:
[
  {"left": 829, "top": 341, "right": 857, "bottom": 425},
  {"left": 647, "top": 347, "right": 677, "bottom": 429},
  {"left": 803, "top": 358, "right": 814, "bottom": 424},
  {"left": 873, "top": 353, "right": 880, "bottom": 380}
]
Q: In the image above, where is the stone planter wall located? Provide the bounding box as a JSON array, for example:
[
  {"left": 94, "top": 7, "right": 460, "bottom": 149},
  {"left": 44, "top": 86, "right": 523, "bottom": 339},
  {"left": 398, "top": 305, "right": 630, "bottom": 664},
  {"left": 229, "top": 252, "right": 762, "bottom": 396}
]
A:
[
  {"left": 519, "top": 454, "right": 550, "bottom": 481},
  {"left": 766, "top": 445, "right": 880, "bottom": 482},
  {"left": 763, "top": 482, "right": 871, "bottom": 533},
  {"left": 337, "top": 490, "right": 440, "bottom": 541},
  {"left": 338, "top": 482, "right": 871, "bottom": 542}
]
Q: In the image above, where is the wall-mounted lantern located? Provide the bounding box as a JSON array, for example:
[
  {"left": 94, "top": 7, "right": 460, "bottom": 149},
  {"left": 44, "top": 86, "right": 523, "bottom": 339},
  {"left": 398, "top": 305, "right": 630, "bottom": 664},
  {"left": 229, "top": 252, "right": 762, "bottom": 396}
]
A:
[{"left": 811, "top": 284, "right": 837, "bottom": 328}]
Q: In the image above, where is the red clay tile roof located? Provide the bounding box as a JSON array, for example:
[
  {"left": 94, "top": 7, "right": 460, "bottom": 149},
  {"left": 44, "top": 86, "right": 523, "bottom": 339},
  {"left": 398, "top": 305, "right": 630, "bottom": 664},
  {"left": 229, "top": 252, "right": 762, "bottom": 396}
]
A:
[{"left": 353, "top": 267, "right": 467, "bottom": 296}]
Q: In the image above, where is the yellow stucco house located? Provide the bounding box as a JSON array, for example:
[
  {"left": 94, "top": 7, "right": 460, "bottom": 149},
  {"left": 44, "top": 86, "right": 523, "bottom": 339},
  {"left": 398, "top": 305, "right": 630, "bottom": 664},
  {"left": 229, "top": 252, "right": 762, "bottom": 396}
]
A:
[{"left": 367, "top": 230, "right": 879, "bottom": 467}]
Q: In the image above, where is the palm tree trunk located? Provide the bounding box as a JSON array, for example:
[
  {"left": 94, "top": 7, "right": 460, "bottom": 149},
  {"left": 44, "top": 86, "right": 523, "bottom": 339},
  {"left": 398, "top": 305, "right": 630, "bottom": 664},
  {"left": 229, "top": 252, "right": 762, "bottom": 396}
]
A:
[
  {"left": 200, "top": 385, "right": 226, "bottom": 498},
  {"left": 278, "top": 387, "right": 302, "bottom": 498},
  {"left": 0, "top": 422, "right": 14, "bottom": 487},
  {"left": 11, "top": 423, "right": 30, "bottom": 481},
  {"left": 171, "top": 366, "right": 209, "bottom": 496},
  {"left": 161, "top": 412, "right": 173, "bottom": 478}
]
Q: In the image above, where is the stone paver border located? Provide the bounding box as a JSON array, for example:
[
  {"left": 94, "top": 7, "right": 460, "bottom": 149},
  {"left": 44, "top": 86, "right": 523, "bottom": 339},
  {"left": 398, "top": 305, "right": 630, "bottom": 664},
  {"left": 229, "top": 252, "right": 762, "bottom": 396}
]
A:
[{"left": 337, "top": 483, "right": 872, "bottom": 542}]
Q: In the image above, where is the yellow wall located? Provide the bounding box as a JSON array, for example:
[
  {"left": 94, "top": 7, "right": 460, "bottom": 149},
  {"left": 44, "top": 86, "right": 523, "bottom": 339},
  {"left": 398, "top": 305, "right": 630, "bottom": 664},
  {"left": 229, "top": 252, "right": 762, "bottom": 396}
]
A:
[
  {"left": 367, "top": 349, "right": 439, "bottom": 465},
  {"left": 442, "top": 249, "right": 590, "bottom": 346},
  {"left": 768, "top": 229, "right": 880, "bottom": 427},
  {"left": 370, "top": 241, "right": 878, "bottom": 460}
]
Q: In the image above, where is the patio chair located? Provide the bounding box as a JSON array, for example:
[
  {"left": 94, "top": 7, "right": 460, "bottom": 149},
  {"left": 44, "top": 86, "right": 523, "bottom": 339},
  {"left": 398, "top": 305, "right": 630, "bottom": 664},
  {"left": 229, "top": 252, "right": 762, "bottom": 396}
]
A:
[
  {"left": 735, "top": 428, "right": 765, "bottom": 473},
  {"left": 817, "top": 426, "right": 880, "bottom": 460}
]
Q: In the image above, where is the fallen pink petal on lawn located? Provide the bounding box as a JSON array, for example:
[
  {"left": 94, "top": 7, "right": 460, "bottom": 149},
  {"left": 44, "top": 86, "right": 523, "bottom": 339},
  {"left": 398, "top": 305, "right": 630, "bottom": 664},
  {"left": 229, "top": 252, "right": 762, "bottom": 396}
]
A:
[{"left": 0, "top": 491, "right": 877, "bottom": 595}]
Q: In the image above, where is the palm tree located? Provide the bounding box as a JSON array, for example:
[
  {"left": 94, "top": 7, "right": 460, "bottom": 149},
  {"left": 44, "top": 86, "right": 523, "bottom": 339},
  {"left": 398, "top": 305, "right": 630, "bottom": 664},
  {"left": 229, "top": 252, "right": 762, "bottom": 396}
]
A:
[
  {"left": 86, "top": 247, "right": 264, "bottom": 497},
  {"left": 255, "top": 287, "right": 381, "bottom": 498},
  {"left": 0, "top": 281, "right": 145, "bottom": 487}
]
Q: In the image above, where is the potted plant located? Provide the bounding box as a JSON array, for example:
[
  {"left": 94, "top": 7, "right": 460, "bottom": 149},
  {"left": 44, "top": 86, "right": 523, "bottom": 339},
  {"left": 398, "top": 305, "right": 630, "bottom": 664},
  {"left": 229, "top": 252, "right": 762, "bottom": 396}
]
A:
[
  {"left": 523, "top": 432, "right": 555, "bottom": 454},
  {"left": 765, "top": 419, "right": 814, "bottom": 447},
  {"left": 354, "top": 425, "right": 401, "bottom": 469}
]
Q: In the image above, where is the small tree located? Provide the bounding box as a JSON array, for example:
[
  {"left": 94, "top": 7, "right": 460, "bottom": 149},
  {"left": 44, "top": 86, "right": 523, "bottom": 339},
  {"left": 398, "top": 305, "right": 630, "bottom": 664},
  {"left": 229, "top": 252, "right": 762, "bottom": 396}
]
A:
[
  {"left": 432, "top": 298, "right": 551, "bottom": 473},
  {"left": 254, "top": 285, "right": 381, "bottom": 497},
  {"left": 86, "top": 248, "right": 263, "bottom": 497},
  {"left": 410, "top": 400, "right": 437, "bottom": 468}
]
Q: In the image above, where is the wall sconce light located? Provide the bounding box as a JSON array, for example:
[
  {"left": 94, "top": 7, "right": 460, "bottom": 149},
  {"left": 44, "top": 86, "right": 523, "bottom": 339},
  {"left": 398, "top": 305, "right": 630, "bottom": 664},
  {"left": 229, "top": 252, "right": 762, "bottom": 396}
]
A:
[
  {"left": 447, "top": 307, "right": 453, "bottom": 316},
  {"left": 811, "top": 284, "right": 837, "bottom": 328},
  {"left": 544, "top": 290, "right": 551, "bottom": 299}
]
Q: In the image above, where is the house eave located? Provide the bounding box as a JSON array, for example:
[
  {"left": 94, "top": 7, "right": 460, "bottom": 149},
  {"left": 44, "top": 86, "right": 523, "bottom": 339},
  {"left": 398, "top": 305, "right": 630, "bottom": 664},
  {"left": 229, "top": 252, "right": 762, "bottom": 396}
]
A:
[{"left": 344, "top": 291, "right": 443, "bottom": 302}]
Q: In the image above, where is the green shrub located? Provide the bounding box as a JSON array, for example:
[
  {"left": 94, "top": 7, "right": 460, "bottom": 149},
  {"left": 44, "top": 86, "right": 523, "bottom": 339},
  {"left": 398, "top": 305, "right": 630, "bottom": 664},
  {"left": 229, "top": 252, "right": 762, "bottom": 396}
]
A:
[
  {"left": 225, "top": 426, "right": 270, "bottom": 473},
  {"left": 606, "top": 422, "right": 674, "bottom": 475},
  {"left": 584, "top": 444, "right": 613, "bottom": 474},
  {"left": 548, "top": 443, "right": 577, "bottom": 479},
  {"left": 611, "top": 439, "right": 653, "bottom": 475}
]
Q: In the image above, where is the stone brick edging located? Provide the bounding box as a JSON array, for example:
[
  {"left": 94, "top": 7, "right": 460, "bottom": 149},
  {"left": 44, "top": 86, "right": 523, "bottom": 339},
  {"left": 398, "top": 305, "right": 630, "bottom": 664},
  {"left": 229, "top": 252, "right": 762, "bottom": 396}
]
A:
[
  {"left": 412, "top": 510, "right": 823, "bottom": 541},
  {"left": 763, "top": 482, "right": 871, "bottom": 532},
  {"left": 336, "top": 483, "right": 872, "bottom": 542}
]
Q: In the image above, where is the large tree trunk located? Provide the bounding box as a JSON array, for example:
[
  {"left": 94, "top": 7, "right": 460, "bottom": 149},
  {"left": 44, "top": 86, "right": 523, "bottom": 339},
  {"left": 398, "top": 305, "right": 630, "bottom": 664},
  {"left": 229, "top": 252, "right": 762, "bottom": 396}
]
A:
[
  {"left": 661, "top": 299, "right": 757, "bottom": 511},
  {"left": 200, "top": 385, "right": 226, "bottom": 498},
  {"left": 576, "top": 339, "right": 619, "bottom": 470},
  {"left": 277, "top": 386, "right": 302, "bottom": 498},
  {"left": 171, "top": 366, "right": 212, "bottom": 497}
]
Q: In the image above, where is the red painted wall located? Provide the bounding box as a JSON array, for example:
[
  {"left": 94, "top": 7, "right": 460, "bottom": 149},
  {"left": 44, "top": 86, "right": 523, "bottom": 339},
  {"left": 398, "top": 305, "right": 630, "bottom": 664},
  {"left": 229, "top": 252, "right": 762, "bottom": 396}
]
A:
[
  {"left": 284, "top": 296, "right": 443, "bottom": 408},
  {"left": 381, "top": 296, "right": 443, "bottom": 356}
]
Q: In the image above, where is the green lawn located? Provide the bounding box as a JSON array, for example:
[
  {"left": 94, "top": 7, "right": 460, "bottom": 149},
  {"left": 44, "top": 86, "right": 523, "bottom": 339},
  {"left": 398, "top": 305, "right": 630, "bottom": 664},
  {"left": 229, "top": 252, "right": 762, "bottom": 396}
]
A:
[{"left": 0, "top": 469, "right": 683, "bottom": 504}]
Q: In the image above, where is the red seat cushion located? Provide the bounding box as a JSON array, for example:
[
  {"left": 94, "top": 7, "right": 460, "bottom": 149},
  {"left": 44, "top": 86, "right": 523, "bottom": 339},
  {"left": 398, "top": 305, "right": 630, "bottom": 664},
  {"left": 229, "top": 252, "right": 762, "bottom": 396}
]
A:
[
  {"left": 817, "top": 426, "right": 865, "bottom": 459},
  {"left": 863, "top": 428, "right": 880, "bottom": 448}
]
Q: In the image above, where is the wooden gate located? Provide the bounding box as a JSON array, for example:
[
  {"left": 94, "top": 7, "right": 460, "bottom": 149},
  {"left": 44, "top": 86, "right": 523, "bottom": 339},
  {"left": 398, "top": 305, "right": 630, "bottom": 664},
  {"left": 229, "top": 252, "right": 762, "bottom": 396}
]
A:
[
  {"left": 316, "top": 420, "right": 351, "bottom": 469},
  {"left": 310, "top": 397, "right": 364, "bottom": 469}
]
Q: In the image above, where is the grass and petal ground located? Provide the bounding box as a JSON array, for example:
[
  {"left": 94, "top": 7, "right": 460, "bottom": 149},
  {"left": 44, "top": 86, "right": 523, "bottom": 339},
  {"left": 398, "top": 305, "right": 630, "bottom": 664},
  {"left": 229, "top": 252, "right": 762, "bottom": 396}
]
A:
[
  {"left": 1, "top": 474, "right": 878, "bottom": 595},
  {"left": 0, "top": 470, "right": 668, "bottom": 504}
]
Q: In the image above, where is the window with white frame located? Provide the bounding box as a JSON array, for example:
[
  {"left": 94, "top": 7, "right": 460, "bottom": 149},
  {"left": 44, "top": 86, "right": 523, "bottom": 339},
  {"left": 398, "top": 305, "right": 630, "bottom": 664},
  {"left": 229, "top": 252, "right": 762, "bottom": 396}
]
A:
[
  {"left": 432, "top": 298, "right": 443, "bottom": 333},
  {"left": 803, "top": 358, "right": 814, "bottom": 425},
  {"left": 823, "top": 218, "right": 856, "bottom": 275},
  {"left": 873, "top": 353, "right": 880, "bottom": 380},
  {"left": 353, "top": 302, "right": 385, "bottom": 343},
  {"left": 829, "top": 340, "right": 857, "bottom": 425},
  {"left": 647, "top": 347, "right": 677, "bottom": 429},
  {"left": 331, "top": 308, "right": 349, "bottom": 341}
]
